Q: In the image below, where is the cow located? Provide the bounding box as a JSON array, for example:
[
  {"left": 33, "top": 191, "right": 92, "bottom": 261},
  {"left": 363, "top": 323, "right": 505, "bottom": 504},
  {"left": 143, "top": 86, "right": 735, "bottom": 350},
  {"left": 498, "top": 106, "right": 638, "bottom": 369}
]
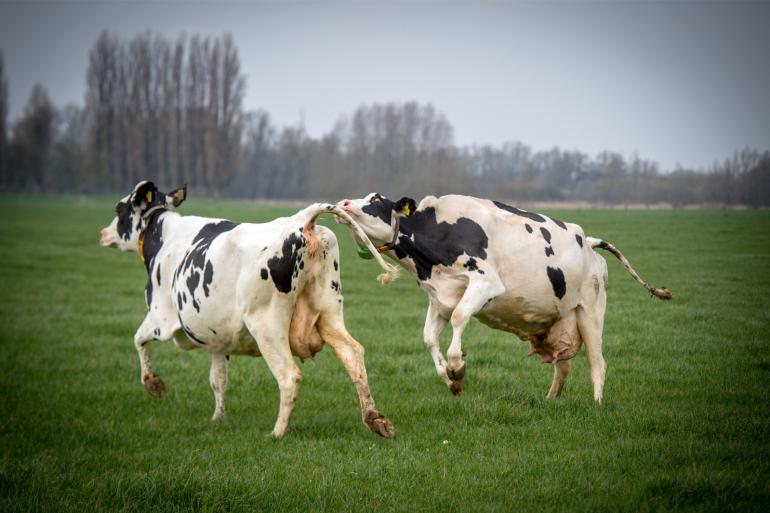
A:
[
  {"left": 99, "top": 181, "right": 399, "bottom": 438},
  {"left": 336, "top": 193, "right": 671, "bottom": 402}
]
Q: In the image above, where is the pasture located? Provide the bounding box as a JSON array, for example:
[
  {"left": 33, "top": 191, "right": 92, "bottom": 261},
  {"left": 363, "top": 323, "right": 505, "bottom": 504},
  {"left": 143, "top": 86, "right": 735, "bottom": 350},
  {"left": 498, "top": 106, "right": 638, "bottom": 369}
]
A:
[{"left": 1, "top": 195, "right": 768, "bottom": 512}]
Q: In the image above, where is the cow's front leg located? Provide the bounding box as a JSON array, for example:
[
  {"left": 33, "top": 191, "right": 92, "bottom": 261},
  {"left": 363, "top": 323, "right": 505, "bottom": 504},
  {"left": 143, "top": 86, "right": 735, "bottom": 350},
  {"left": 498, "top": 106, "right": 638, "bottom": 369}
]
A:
[
  {"left": 446, "top": 277, "right": 505, "bottom": 395},
  {"left": 423, "top": 300, "right": 452, "bottom": 388},
  {"left": 210, "top": 353, "right": 229, "bottom": 420},
  {"left": 319, "top": 319, "right": 395, "bottom": 438},
  {"left": 133, "top": 316, "right": 166, "bottom": 398}
]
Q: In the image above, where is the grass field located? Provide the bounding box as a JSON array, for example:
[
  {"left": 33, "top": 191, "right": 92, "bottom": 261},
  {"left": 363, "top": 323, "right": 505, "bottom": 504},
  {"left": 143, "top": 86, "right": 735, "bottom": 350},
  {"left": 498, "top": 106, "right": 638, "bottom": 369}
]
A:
[{"left": 1, "top": 195, "right": 769, "bottom": 512}]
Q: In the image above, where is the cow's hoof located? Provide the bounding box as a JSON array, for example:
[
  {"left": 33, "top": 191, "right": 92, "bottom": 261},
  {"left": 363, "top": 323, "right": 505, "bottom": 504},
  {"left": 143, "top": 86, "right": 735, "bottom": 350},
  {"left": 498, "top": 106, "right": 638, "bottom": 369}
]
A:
[
  {"left": 143, "top": 373, "right": 166, "bottom": 398},
  {"left": 447, "top": 363, "right": 466, "bottom": 382},
  {"left": 365, "top": 410, "right": 395, "bottom": 438},
  {"left": 450, "top": 379, "right": 464, "bottom": 396}
]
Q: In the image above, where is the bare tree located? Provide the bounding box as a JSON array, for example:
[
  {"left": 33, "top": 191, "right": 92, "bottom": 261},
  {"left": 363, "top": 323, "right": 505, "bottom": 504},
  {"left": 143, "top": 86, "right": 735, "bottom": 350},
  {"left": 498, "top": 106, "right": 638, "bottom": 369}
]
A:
[
  {"left": 169, "top": 35, "right": 186, "bottom": 187},
  {"left": 86, "top": 31, "right": 121, "bottom": 189},
  {"left": 8, "top": 84, "right": 55, "bottom": 191},
  {"left": 0, "top": 51, "right": 8, "bottom": 189},
  {"left": 216, "top": 34, "right": 245, "bottom": 191}
]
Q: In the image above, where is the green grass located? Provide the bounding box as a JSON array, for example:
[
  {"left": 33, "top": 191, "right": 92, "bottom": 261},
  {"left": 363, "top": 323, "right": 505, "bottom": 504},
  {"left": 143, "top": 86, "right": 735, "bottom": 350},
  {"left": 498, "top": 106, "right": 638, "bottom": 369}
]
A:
[{"left": 1, "top": 195, "right": 769, "bottom": 512}]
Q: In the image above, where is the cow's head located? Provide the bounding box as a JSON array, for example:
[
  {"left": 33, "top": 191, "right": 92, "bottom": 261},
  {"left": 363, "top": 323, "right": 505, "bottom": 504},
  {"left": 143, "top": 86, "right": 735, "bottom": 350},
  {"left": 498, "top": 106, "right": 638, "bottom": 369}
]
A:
[
  {"left": 336, "top": 193, "right": 416, "bottom": 246},
  {"left": 100, "top": 181, "right": 187, "bottom": 251}
]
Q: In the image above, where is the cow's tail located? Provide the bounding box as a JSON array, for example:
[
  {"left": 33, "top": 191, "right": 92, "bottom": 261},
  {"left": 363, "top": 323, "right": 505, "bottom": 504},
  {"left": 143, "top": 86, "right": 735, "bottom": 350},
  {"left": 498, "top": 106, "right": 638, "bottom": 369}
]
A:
[
  {"left": 303, "top": 203, "right": 399, "bottom": 285},
  {"left": 586, "top": 236, "right": 672, "bottom": 300}
]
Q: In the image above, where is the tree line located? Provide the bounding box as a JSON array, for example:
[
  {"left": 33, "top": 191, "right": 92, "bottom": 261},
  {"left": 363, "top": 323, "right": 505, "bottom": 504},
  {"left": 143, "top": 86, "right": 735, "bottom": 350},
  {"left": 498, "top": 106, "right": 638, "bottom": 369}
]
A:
[{"left": 0, "top": 33, "right": 768, "bottom": 206}]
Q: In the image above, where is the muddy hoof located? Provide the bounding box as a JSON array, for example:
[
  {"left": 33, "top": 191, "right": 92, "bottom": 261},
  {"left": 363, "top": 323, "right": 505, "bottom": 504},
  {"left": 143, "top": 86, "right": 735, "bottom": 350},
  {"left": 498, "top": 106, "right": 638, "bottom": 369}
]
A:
[
  {"left": 450, "top": 379, "right": 464, "bottom": 396},
  {"left": 447, "top": 363, "right": 465, "bottom": 381},
  {"left": 143, "top": 373, "right": 166, "bottom": 398},
  {"left": 365, "top": 410, "right": 395, "bottom": 438}
]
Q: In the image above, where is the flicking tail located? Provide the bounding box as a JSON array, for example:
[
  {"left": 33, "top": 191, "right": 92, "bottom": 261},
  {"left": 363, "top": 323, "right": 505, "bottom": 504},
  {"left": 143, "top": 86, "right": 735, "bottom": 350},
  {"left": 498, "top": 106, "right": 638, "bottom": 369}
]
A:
[
  {"left": 586, "top": 237, "right": 672, "bottom": 300},
  {"left": 302, "top": 203, "right": 399, "bottom": 285}
]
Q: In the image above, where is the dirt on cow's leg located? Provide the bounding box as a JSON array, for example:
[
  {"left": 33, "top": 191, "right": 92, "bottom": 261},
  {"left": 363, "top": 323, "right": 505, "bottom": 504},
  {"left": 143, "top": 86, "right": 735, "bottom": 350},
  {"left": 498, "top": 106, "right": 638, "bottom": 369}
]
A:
[
  {"left": 365, "top": 409, "right": 396, "bottom": 438},
  {"left": 319, "top": 319, "right": 395, "bottom": 439},
  {"left": 143, "top": 372, "right": 166, "bottom": 398},
  {"left": 448, "top": 363, "right": 466, "bottom": 395}
]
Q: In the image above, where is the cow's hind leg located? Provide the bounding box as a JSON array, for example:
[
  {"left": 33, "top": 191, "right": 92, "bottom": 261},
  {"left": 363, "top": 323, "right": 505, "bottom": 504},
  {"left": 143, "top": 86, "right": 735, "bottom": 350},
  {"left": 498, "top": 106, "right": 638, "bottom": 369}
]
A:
[
  {"left": 318, "top": 318, "right": 395, "bottom": 438},
  {"left": 210, "top": 353, "right": 229, "bottom": 420},
  {"left": 244, "top": 313, "right": 302, "bottom": 438},
  {"left": 134, "top": 316, "right": 166, "bottom": 397},
  {"left": 577, "top": 272, "right": 608, "bottom": 403},
  {"left": 547, "top": 360, "right": 571, "bottom": 399}
]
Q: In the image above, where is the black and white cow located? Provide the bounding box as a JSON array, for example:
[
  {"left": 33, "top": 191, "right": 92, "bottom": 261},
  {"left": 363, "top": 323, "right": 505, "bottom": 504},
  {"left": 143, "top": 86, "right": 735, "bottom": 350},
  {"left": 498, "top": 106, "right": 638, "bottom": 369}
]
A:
[
  {"left": 336, "top": 193, "right": 671, "bottom": 402},
  {"left": 100, "top": 181, "right": 399, "bottom": 438}
]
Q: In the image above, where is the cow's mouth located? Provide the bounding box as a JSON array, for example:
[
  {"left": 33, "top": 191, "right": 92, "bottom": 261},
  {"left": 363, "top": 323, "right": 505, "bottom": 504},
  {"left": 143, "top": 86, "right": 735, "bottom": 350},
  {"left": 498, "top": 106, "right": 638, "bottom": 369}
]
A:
[{"left": 100, "top": 230, "right": 119, "bottom": 248}]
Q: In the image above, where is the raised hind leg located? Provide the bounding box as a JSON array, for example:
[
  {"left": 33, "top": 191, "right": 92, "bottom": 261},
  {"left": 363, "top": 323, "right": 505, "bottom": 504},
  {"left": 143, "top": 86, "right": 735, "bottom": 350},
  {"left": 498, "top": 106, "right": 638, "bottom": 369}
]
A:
[{"left": 318, "top": 315, "right": 395, "bottom": 438}]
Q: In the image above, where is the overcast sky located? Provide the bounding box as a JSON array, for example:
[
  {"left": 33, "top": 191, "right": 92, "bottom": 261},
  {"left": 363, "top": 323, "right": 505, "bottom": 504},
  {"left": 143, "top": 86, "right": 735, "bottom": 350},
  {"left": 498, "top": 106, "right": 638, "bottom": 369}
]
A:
[{"left": 1, "top": 0, "right": 768, "bottom": 170}]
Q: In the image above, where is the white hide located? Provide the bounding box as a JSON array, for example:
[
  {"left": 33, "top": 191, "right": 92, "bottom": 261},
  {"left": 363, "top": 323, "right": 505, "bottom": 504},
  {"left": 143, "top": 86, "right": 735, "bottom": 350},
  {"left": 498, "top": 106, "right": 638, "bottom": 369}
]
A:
[
  {"left": 102, "top": 189, "right": 395, "bottom": 439},
  {"left": 338, "top": 193, "right": 670, "bottom": 402}
]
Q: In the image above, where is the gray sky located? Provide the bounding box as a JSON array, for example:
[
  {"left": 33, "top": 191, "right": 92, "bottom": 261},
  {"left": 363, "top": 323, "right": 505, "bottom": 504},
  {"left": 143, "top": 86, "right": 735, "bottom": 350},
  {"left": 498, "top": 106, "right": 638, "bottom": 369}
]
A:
[{"left": 1, "top": 0, "right": 769, "bottom": 170}]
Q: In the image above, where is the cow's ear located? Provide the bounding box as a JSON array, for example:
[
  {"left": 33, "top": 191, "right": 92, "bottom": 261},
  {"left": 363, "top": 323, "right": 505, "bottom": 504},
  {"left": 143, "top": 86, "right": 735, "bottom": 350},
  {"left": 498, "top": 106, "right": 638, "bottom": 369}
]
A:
[
  {"left": 394, "top": 197, "right": 416, "bottom": 217},
  {"left": 133, "top": 181, "right": 157, "bottom": 207},
  {"left": 166, "top": 184, "right": 187, "bottom": 208}
]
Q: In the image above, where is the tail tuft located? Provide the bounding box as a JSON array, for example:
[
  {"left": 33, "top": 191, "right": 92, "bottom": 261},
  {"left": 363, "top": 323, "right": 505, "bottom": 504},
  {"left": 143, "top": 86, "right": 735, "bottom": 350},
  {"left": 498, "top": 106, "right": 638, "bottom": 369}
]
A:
[
  {"left": 650, "top": 287, "right": 672, "bottom": 300},
  {"left": 377, "top": 265, "right": 399, "bottom": 285}
]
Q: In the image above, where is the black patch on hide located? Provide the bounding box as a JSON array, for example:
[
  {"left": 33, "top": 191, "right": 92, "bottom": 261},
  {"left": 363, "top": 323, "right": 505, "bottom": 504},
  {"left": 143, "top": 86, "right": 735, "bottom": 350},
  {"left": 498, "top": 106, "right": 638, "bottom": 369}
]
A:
[
  {"left": 546, "top": 266, "right": 566, "bottom": 299},
  {"left": 393, "top": 207, "right": 488, "bottom": 281},
  {"left": 492, "top": 201, "right": 546, "bottom": 223},
  {"left": 267, "top": 232, "right": 305, "bottom": 294}
]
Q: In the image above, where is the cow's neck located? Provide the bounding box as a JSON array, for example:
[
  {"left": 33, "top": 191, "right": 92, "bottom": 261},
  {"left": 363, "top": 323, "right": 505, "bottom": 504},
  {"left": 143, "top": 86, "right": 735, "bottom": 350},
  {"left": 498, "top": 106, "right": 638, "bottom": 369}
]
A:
[
  {"left": 140, "top": 210, "right": 176, "bottom": 272},
  {"left": 386, "top": 208, "right": 488, "bottom": 283},
  {"left": 388, "top": 216, "right": 431, "bottom": 281}
]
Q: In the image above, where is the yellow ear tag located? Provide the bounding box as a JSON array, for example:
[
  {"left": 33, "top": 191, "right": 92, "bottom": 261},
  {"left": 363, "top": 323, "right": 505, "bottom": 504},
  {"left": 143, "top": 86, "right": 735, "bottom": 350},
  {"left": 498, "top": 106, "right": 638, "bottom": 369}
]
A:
[
  {"left": 401, "top": 205, "right": 411, "bottom": 216},
  {"left": 146, "top": 191, "right": 153, "bottom": 203}
]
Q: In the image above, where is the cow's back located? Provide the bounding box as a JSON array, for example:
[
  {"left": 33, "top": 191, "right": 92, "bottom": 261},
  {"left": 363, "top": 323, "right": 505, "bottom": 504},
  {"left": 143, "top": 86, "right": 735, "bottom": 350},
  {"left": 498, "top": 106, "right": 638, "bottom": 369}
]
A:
[{"left": 428, "top": 195, "right": 597, "bottom": 315}]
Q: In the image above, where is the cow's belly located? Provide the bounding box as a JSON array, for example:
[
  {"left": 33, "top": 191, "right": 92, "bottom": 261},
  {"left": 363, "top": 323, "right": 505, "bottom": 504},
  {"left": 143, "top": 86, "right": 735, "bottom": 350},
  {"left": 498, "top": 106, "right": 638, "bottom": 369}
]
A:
[
  {"left": 472, "top": 258, "right": 586, "bottom": 341},
  {"left": 476, "top": 292, "right": 558, "bottom": 341},
  {"left": 173, "top": 263, "right": 265, "bottom": 355},
  {"left": 177, "top": 303, "right": 262, "bottom": 355}
]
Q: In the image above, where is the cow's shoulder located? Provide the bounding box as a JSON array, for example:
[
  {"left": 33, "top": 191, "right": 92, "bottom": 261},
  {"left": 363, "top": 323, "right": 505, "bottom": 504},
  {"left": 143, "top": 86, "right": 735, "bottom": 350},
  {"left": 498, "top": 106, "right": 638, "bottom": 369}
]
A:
[{"left": 396, "top": 198, "right": 491, "bottom": 281}]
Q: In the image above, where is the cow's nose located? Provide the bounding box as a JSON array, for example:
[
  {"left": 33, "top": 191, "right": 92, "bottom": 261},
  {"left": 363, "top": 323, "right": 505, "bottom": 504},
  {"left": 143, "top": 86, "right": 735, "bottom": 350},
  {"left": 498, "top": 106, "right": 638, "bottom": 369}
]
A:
[{"left": 337, "top": 199, "right": 352, "bottom": 210}]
